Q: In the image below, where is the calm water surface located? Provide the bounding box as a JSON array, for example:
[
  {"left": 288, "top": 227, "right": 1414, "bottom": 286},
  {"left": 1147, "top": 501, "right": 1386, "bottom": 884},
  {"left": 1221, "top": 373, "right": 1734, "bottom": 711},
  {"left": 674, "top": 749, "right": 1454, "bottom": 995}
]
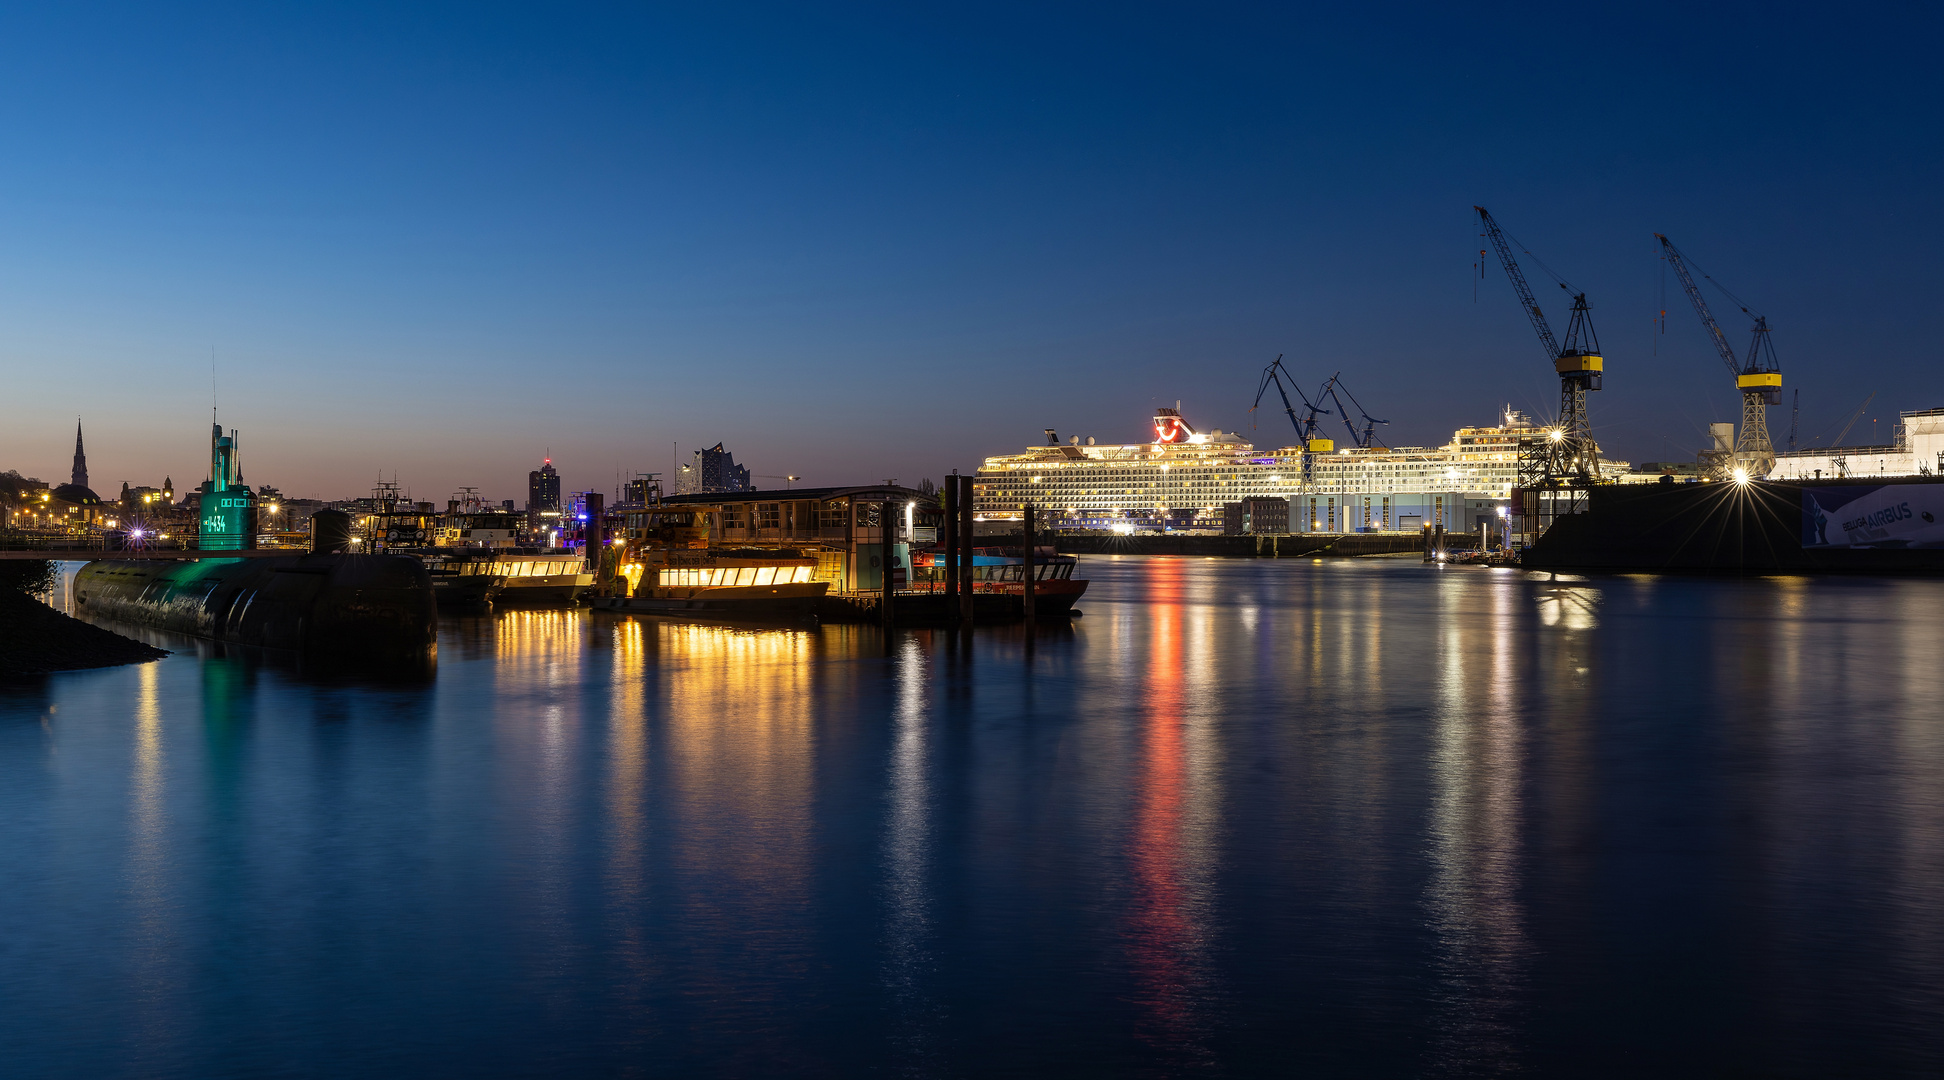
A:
[{"left": 3, "top": 557, "right": 1942, "bottom": 1077}]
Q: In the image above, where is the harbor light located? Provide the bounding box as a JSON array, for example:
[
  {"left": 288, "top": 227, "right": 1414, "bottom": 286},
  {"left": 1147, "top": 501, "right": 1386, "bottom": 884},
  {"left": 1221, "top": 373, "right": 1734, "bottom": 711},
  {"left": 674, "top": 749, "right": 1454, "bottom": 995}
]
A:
[
  {"left": 1549, "top": 429, "right": 1564, "bottom": 442},
  {"left": 1732, "top": 467, "right": 1750, "bottom": 484}
]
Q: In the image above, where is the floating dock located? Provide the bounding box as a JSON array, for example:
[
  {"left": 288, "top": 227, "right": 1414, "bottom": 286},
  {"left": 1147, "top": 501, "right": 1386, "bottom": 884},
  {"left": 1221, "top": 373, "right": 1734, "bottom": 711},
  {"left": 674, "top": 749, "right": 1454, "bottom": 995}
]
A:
[{"left": 1522, "top": 477, "right": 1944, "bottom": 573}]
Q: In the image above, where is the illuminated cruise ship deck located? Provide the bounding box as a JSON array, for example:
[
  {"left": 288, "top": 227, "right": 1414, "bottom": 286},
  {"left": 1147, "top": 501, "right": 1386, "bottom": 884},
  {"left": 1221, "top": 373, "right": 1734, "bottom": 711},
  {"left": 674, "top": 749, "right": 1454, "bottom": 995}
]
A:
[{"left": 974, "top": 405, "right": 1627, "bottom": 532}]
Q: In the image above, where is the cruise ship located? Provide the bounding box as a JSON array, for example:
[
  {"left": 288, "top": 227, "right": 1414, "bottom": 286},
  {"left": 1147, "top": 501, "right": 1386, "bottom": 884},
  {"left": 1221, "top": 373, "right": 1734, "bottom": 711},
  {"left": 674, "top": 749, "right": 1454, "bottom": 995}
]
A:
[{"left": 974, "top": 405, "right": 1628, "bottom": 533}]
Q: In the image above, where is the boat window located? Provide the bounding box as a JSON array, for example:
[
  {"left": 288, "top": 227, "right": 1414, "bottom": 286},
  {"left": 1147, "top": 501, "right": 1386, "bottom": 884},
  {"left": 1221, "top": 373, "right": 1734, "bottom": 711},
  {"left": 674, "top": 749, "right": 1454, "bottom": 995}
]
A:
[
  {"left": 754, "top": 566, "right": 776, "bottom": 585},
  {"left": 733, "top": 567, "right": 755, "bottom": 586}
]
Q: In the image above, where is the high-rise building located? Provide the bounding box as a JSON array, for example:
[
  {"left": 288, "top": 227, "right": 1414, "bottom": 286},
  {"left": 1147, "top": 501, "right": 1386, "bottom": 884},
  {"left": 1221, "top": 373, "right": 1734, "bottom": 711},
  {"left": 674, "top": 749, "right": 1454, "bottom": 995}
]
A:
[
  {"left": 528, "top": 458, "right": 561, "bottom": 513},
  {"left": 676, "top": 443, "right": 753, "bottom": 495}
]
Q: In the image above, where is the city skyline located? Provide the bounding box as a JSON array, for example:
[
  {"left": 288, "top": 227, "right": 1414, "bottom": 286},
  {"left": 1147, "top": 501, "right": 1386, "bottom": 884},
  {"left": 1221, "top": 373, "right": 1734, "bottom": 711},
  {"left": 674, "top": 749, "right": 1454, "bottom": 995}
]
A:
[{"left": 3, "top": 5, "right": 1940, "bottom": 495}]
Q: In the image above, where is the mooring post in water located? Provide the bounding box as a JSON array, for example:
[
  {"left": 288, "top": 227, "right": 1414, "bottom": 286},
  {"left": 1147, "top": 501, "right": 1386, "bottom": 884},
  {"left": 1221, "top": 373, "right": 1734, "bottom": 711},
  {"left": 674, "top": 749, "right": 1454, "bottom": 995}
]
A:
[
  {"left": 943, "top": 476, "right": 959, "bottom": 619},
  {"left": 1022, "top": 502, "right": 1036, "bottom": 637},
  {"left": 881, "top": 498, "right": 895, "bottom": 649},
  {"left": 958, "top": 475, "right": 975, "bottom": 630},
  {"left": 584, "top": 492, "right": 606, "bottom": 592}
]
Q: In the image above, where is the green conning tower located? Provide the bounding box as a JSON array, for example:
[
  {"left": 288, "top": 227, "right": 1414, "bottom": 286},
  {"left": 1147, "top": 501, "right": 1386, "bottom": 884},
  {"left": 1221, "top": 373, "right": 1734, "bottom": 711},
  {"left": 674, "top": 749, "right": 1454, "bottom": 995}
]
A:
[{"left": 199, "top": 421, "right": 255, "bottom": 550}]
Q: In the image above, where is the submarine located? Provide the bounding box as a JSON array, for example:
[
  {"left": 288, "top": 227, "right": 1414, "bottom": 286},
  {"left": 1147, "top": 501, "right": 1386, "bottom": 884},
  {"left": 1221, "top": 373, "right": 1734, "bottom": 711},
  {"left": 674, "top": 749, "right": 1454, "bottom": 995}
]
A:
[{"left": 74, "top": 509, "right": 437, "bottom": 662}]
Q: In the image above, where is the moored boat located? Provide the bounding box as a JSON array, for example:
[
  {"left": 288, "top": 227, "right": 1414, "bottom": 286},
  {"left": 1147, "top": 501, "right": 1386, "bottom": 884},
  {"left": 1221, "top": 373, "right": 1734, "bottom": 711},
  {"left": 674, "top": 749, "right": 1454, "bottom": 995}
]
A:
[
  {"left": 597, "top": 550, "right": 829, "bottom": 621},
  {"left": 910, "top": 545, "right": 1088, "bottom": 618},
  {"left": 420, "top": 550, "right": 592, "bottom": 608}
]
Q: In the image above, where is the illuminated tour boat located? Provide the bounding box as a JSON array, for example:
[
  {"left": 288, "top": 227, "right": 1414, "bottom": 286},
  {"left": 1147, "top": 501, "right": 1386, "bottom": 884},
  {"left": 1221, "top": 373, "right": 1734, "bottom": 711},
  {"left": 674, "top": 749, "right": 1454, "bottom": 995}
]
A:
[{"left": 425, "top": 551, "right": 594, "bottom": 608}]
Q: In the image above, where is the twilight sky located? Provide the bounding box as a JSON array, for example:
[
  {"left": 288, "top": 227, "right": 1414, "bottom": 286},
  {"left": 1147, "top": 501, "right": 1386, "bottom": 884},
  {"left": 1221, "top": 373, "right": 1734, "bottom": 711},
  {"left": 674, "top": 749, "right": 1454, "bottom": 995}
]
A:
[{"left": 2, "top": 3, "right": 1939, "bottom": 501}]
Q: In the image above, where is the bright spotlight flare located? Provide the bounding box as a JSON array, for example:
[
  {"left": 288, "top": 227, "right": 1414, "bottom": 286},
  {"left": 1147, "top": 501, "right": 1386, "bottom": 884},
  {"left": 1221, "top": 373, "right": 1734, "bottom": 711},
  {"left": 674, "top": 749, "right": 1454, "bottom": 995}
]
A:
[{"left": 1656, "top": 234, "right": 1781, "bottom": 480}]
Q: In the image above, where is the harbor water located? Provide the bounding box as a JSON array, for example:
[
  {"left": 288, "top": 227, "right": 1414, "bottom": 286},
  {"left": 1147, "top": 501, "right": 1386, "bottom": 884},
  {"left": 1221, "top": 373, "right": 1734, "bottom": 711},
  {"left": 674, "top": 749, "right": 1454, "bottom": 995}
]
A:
[{"left": 3, "top": 557, "right": 1942, "bottom": 1076}]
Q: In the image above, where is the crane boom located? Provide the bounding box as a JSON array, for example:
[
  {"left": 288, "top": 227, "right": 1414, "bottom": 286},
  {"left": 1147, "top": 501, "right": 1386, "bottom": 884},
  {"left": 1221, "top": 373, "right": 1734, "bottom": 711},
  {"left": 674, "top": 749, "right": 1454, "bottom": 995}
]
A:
[
  {"left": 1656, "top": 234, "right": 1741, "bottom": 380},
  {"left": 1251, "top": 355, "right": 1338, "bottom": 479},
  {"left": 1321, "top": 374, "right": 1388, "bottom": 449},
  {"left": 1251, "top": 355, "right": 1322, "bottom": 442},
  {"left": 1832, "top": 393, "right": 1876, "bottom": 448},
  {"left": 1476, "top": 206, "right": 1558, "bottom": 363},
  {"left": 1654, "top": 232, "right": 1782, "bottom": 477}
]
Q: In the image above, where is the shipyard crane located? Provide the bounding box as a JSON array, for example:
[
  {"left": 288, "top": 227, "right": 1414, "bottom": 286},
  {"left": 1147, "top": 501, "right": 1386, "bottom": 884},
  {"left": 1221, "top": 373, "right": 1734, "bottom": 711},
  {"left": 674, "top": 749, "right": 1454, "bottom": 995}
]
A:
[
  {"left": 1475, "top": 206, "right": 1604, "bottom": 489},
  {"left": 1318, "top": 373, "right": 1389, "bottom": 449},
  {"left": 1655, "top": 234, "right": 1783, "bottom": 478},
  {"left": 1251, "top": 354, "right": 1339, "bottom": 479},
  {"left": 1251, "top": 355, "right": 1329, "bottom": 444}
]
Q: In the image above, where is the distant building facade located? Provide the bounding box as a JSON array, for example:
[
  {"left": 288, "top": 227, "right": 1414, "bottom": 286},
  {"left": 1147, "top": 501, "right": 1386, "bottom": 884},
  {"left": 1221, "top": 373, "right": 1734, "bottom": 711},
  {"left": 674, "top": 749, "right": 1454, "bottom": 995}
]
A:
[
  {"left": 1223, "top": 497, "right": 1289, "bottom": 536},
  {"left": 528, "top": 459, "right": 561, "bottom": 513},
  {"left": 677, "top": 443, "right": 753, "bottom": 495}
]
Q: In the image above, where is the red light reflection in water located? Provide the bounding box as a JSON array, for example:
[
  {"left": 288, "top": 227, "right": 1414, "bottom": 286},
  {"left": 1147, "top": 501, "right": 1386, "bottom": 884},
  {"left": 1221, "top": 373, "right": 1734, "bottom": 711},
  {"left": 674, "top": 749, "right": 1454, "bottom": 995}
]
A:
[{"left": 1124, "top": 559, "right": 1215, "bottom": 1064}]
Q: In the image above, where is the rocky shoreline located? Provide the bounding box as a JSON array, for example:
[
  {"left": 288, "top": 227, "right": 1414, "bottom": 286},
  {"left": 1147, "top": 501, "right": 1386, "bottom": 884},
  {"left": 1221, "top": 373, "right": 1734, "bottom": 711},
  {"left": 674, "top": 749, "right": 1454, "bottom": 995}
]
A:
[{"left": 1, "top": 586, "right": 170, "bottom": 678}]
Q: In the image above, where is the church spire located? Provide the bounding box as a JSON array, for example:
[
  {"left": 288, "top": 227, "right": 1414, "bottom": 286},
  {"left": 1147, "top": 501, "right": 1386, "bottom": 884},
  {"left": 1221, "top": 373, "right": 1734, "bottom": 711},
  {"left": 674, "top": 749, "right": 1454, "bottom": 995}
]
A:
[{"left": 71, "top": 419, "right": 88, "bottom": 490}]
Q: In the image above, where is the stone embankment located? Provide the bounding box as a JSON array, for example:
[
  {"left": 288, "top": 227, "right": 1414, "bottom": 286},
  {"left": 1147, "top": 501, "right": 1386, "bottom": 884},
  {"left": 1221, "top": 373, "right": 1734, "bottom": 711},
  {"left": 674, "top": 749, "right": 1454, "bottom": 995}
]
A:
[{"left": 0, "top": 583, "right": 168, "bottom": 678}]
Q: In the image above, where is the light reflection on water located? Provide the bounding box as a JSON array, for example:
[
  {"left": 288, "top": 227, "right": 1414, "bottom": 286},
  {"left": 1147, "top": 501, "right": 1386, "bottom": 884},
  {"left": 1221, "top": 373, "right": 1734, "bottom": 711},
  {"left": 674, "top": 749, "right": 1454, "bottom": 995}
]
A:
[{"left": 3, "top": 558, "right": 1944, "bottom": 1077}]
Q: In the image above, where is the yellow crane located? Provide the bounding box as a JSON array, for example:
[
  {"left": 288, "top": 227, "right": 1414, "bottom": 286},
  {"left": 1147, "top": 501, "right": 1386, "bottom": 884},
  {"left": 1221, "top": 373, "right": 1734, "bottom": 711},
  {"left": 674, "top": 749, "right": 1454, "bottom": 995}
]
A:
[{"left": 1656, "top": 234, "right": 1782, "bottom": 479}]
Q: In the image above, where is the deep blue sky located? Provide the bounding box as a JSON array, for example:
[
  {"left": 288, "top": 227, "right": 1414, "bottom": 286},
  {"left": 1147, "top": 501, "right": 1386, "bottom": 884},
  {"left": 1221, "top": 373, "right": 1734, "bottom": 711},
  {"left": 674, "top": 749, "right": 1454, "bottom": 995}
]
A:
[{"left": 3, "top": 3, "right": 1939, "bottom": 500}]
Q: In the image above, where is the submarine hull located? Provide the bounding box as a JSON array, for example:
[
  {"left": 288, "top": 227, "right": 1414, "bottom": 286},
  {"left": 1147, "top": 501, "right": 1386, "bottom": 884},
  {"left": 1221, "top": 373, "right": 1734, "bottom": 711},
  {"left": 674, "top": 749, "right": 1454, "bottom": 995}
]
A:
[{"left": 75, "top": 554, "right": 437, "bottom": 660}]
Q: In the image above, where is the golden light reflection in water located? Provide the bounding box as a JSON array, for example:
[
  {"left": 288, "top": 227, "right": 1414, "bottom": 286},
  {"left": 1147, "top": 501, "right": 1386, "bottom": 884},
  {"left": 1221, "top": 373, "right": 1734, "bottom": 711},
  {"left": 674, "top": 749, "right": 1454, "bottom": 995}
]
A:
[
  {"left": 604, "top": 616, "right": 651, "bottom": 997},
  {"left": 883, "top": 635, "right": 935, "bottom": 1061},
  {"left": 1425, "top": 571, "right": 1531, "bottom": 1070},
  {"left": 489, "top": 610, "right": 823, "bottom": 1024},
  {"left": 648, "top": 617, "right": 818, "bottom": 999},
  {"left": 125, "top": 660, "right": 179, "bottom": 1045},
  {"left": 494, "top": 609, "right": 587, "bottom": 672},
  {"left": 1534, "top": 582, "right": 1599, "bottom": 630}
]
